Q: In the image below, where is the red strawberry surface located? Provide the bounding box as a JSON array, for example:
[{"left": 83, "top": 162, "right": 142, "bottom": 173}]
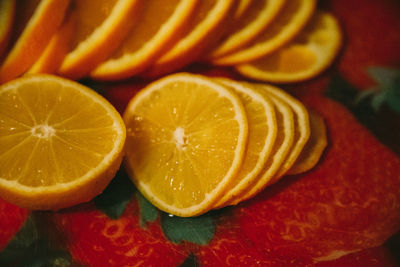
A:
[
  {"left": 52, "top": 199, "right": 188, "bottom": 267},
  {"left": 0, "top": 198, "right": 28, "bottom": 250}
]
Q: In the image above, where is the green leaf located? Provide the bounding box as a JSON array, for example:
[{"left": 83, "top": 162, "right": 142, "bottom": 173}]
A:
[
  {"left": 367, "top": 66, "right": 400, "bottom": 89},
  {"left": 371, "top": 90, "right": 388, "bottom": 112},
  {"left": 136, "top": 191, "right": 158, "bottom": 228},
  {"left": 386, "top": 76, "right": 400, "bottom": 113},
  {"left": 161, "top": 212, "right": 215, "bottom": 245},
  {"left": 94, "top": 168, "right": 135, "bottom": 219}
]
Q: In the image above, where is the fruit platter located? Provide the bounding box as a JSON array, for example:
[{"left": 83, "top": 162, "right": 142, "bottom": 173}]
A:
[{"left": 0, "top": 0, "right": 400, "bottom": 266}]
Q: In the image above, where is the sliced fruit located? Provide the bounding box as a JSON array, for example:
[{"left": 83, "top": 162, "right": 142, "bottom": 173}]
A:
[
  {"left": 287, "top": 110, "right": 327, "bottom": 175},
  {"left": 213, "top": 0, "right": 316, "bottom": 65},
  {"left": 207, "top": 0, "right": 285, "bottom": 60},
  {"left": 234, "top": 0, "right": 253, "bottom": 19},
  {"left": 0, "top": 0, "right": 15, "bottom": 59},
  {"left": 28, "top": 10, "right": 76, "bottom": 74},
  {"left": 90, "top": 0, "right": 198, "bottom": 81},
  {"left": 0, "top": 74, "right": 126, "bottom": 210},
  {"left": 123, "top": 73, "right": 248, "bottom": 217},
  {"left": 230, "top": 82, "right": 295, "bottom": 204},
  {"left": 236, "top": 11, "right": 342, "bottom": 83},
  {"left": 143, "top": 0, "right": 236, "bottom": 77},
  {"left": 257, "top": 83, "right": 310, "bottom": 182},
  {"left": 212, "top": 78, "right": 277, "bottom": 208},
  {"left": 58, "top": 0, "right": 141, "bottom": 79},
  {"left": 0, "top": 0, "right": 70, "bottom": 83}
]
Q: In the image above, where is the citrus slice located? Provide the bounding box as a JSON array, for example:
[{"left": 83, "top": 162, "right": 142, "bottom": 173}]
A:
[
  {"left": 0, "top": 0, "right": 70, "bottom": 83},
  {"left": 212, "top": 78, "right": 277, "bottom": 208},
  {"left": 143, "top": 0, "right": 235, "bottom": 77},
  {"left": 0, "top": 74, "right": 126, "bottom": 210},
  {"left": 230, "top": 82, "right": 295, "bottom": 205},
  {"left": 257, "top": 84, "right": 310, "bottom": 182},
  {"left": 234, "top": 0, "right": 253, "bottom": 19},
  {"left": 58, "top": 0, "right": 141, "bottom": 79},
  {"left": 90, "top": 0, "right": 198, "bottom": 81},
  {"left": 123, "top": 73, "right": 248, "bottom": 217},
  {"left": 28, "top": 10, "right": 76, "bottom": 74},
  {"left": 213, "top": 0, "right": 316, "bottom": 65},
  {"left": 207, "top": 0, "right": 285, "bottom": 60},
  {"left": 287, "top": 110, "right": 327, "bottom": 175},
  {"left": 0, "top": 0, "right": 15, "bottom": 59},
  {"left": 236, "top": 11, "right": 343, "bottom": 83}
]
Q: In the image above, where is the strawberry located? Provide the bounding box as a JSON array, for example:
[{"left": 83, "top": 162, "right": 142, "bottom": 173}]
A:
[
  {"left": 0, "top": 198, "right": 28, "bottom": 250},
  {"left": 234, "top": 96, "right": 400, "bottom": 263},
  {"left": 52, "top": 199, "right": 188, "bottom": 267}
]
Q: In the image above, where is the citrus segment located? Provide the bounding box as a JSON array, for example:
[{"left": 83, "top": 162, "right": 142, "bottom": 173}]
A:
[
  {"left": 230, "top": 82, "right": 295, "bottom": 205},
  {"left": 207, "top": 0, "right": 285, "bottom": 60},
  {"left": 236, "top": 11, "right": 343, "bottom": 83},
  {"left": 0, "top": 74, "right": 126, "bottom": 210},
  {"left": 143, "top": 0, "right": 235, "bottom": 77},
  {"left": 0, "top": 0, "right": 15, "bottom": 59},
  {"left": 287, "top": 110, "right": 327, "bottom": 175},
  {"left": 212, "top": 78, "right": 277, "bottom": 208},
  {"left": 91, "top": 0, "right": 198, "bottom": 81},
  {"left": 213, "top": 0, "right": 316, "bottom": 65},
  {"left": 58, "top": 0, "right": 141, "bottom": 79},
  {"left": 28, "top": 10, "right": 76, "bottom": 74},
  {"left": 123, "top": 73, "right": 248, "bottom": 217},
  {"left": 0, "top": 0, "right": 70, "bottom": 83}
]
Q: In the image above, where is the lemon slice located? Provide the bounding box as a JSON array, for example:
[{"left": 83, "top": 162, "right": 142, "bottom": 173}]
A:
[
  {"left": 123, "top": 73, "right": 248, "bottom": 217},
  {"left": 0, "top": 74, "right": 126, "bottom": 210},
  {"left": 212, "top": 78, "right": 277, "bottom": 208},
  {"left": 236, "top": 11, "right": 342, "bottom": 83}
]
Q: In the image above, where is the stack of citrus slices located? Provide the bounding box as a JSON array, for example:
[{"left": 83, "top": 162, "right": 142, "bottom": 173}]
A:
[
  {"left": 0, "top": 0, "right": 342, "bottom": 84},
  {"left": 123, "top": 73, "right": 327, "bottom": 217}
]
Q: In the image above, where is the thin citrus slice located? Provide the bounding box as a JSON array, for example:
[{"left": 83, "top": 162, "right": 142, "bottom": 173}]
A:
[
  {"left": 287, "top": 110, "right": 327, "bottom": 175},
  {"left": 0, "top": 74, "right": 126, "bottom": 210},
  {"left": 123, "top": 73, "right": 248, "bottom": 217},
  {"left": 28, "top": 10, "right": 76, "bottom": 74},
  {"left": 257, "top": 83, "right": 310, "bottom": 183},
  {"left": 213, "top": 0, "right": 316, "bottom": 65},
  {"left": 234, "top": 0, "right": 253, "bottom": 19},
  {"left": 212, "top": 78, "right": 277, "bottom": 208},
  {"left": 143, "top": 0, "right": 235, "bottom": 77},
  {"left": 229, "top": 82, "right": 295, "bottom": 205},
  {"left": 0, "top": 0, "right": 15, "bottom": 59},
  {"left": 0, "top": 0, "right": 70, "bottom": 83},
  {"left": 207, "top": 0, "right": 285, "bottom": 60},
  {"left": 58, "top": 0, "right": 141, "bottom": 79},
  {"left": 90, "top": 0, "right": 198, "bottom": 81},
  {"left": 236, "top": 11, "right": 342, "bottom": 83}
]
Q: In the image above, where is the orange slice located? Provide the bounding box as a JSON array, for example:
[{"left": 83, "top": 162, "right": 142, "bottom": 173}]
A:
[
  {"left": 234, "top": 0, "right": 253, "bottom": 19},
  {"left": 230, "top": 82, "right": 295, "bottom": 205},
  {"left": 236, "top": 11, "right": 343, "bottom": 83},
  {"left": 213, "top": 0, "right": 316, "bottom": 65},
  {"left": 212, "top": 78, "right": 277, "bottom": 208},
  {"left": 207, "top": 0, "right": 286, "bottom": 60},
  {"left": 287, "top": 110, "right": 327, "bottom": 175},
  {"left": 28, "top": 10, "right": 76, "bottom": 74},
  {"left": 123, "top": 73, "right": 248, "bottom": 217},
  {"left": 0, "top": 74, "right": 126, "bottom": 210},
  {"left": 90, "top": 0, "right": 198, "bottom": 81},
  {"left": 58, "top": 0, "right": 141, "bottom": 79},
  {"left": 0, "top": 0, "right": 70, "bottom": 83},
  {"left": 143, "top": 0, "right": 235, "bottom": 77},
  {"left": 0, "top": 0, "right": 15, "bottom": 59}
]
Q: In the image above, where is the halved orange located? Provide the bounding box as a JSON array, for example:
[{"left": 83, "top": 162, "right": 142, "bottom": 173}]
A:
[
  {"left": 236, "top": 11, "right": 342, "bottom": 83},
  {"left": 0, "top": 0, "right": 15, "bottom": 59},
  {"left": 230, "top": 82, "right": 295, "bottom": 204},
  {"left": 0, "top": 0, "right": 70, "bottom": 83},
  {"left": 207, "top": 0, "right": 285, "bottom": 60},
  {"left": 28, "top": 10, "right": 76, "bottom": 74},
  {"left": 212, "top": 78, "right": 277, "bottom": 208},
  {"left": 91, "top": 0, "right": 198, "bottom": 81},
  {"left": 213, "top": 0, "right": 316, "bottom": 66},
  {"left": 143, "top": 0, "right": 235, "bottom": 77},
  {"left": 0, "top": 74, "right": 126, "bottom": 210},
  {"left": 123, "top": 73, "right": 248, "bottom": 217},
  {"left": 287, "top": 110, "right": 327, "bottom": 175},
  {"left": 58, "top": 0, "right": 141, "bottom": 79}
]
